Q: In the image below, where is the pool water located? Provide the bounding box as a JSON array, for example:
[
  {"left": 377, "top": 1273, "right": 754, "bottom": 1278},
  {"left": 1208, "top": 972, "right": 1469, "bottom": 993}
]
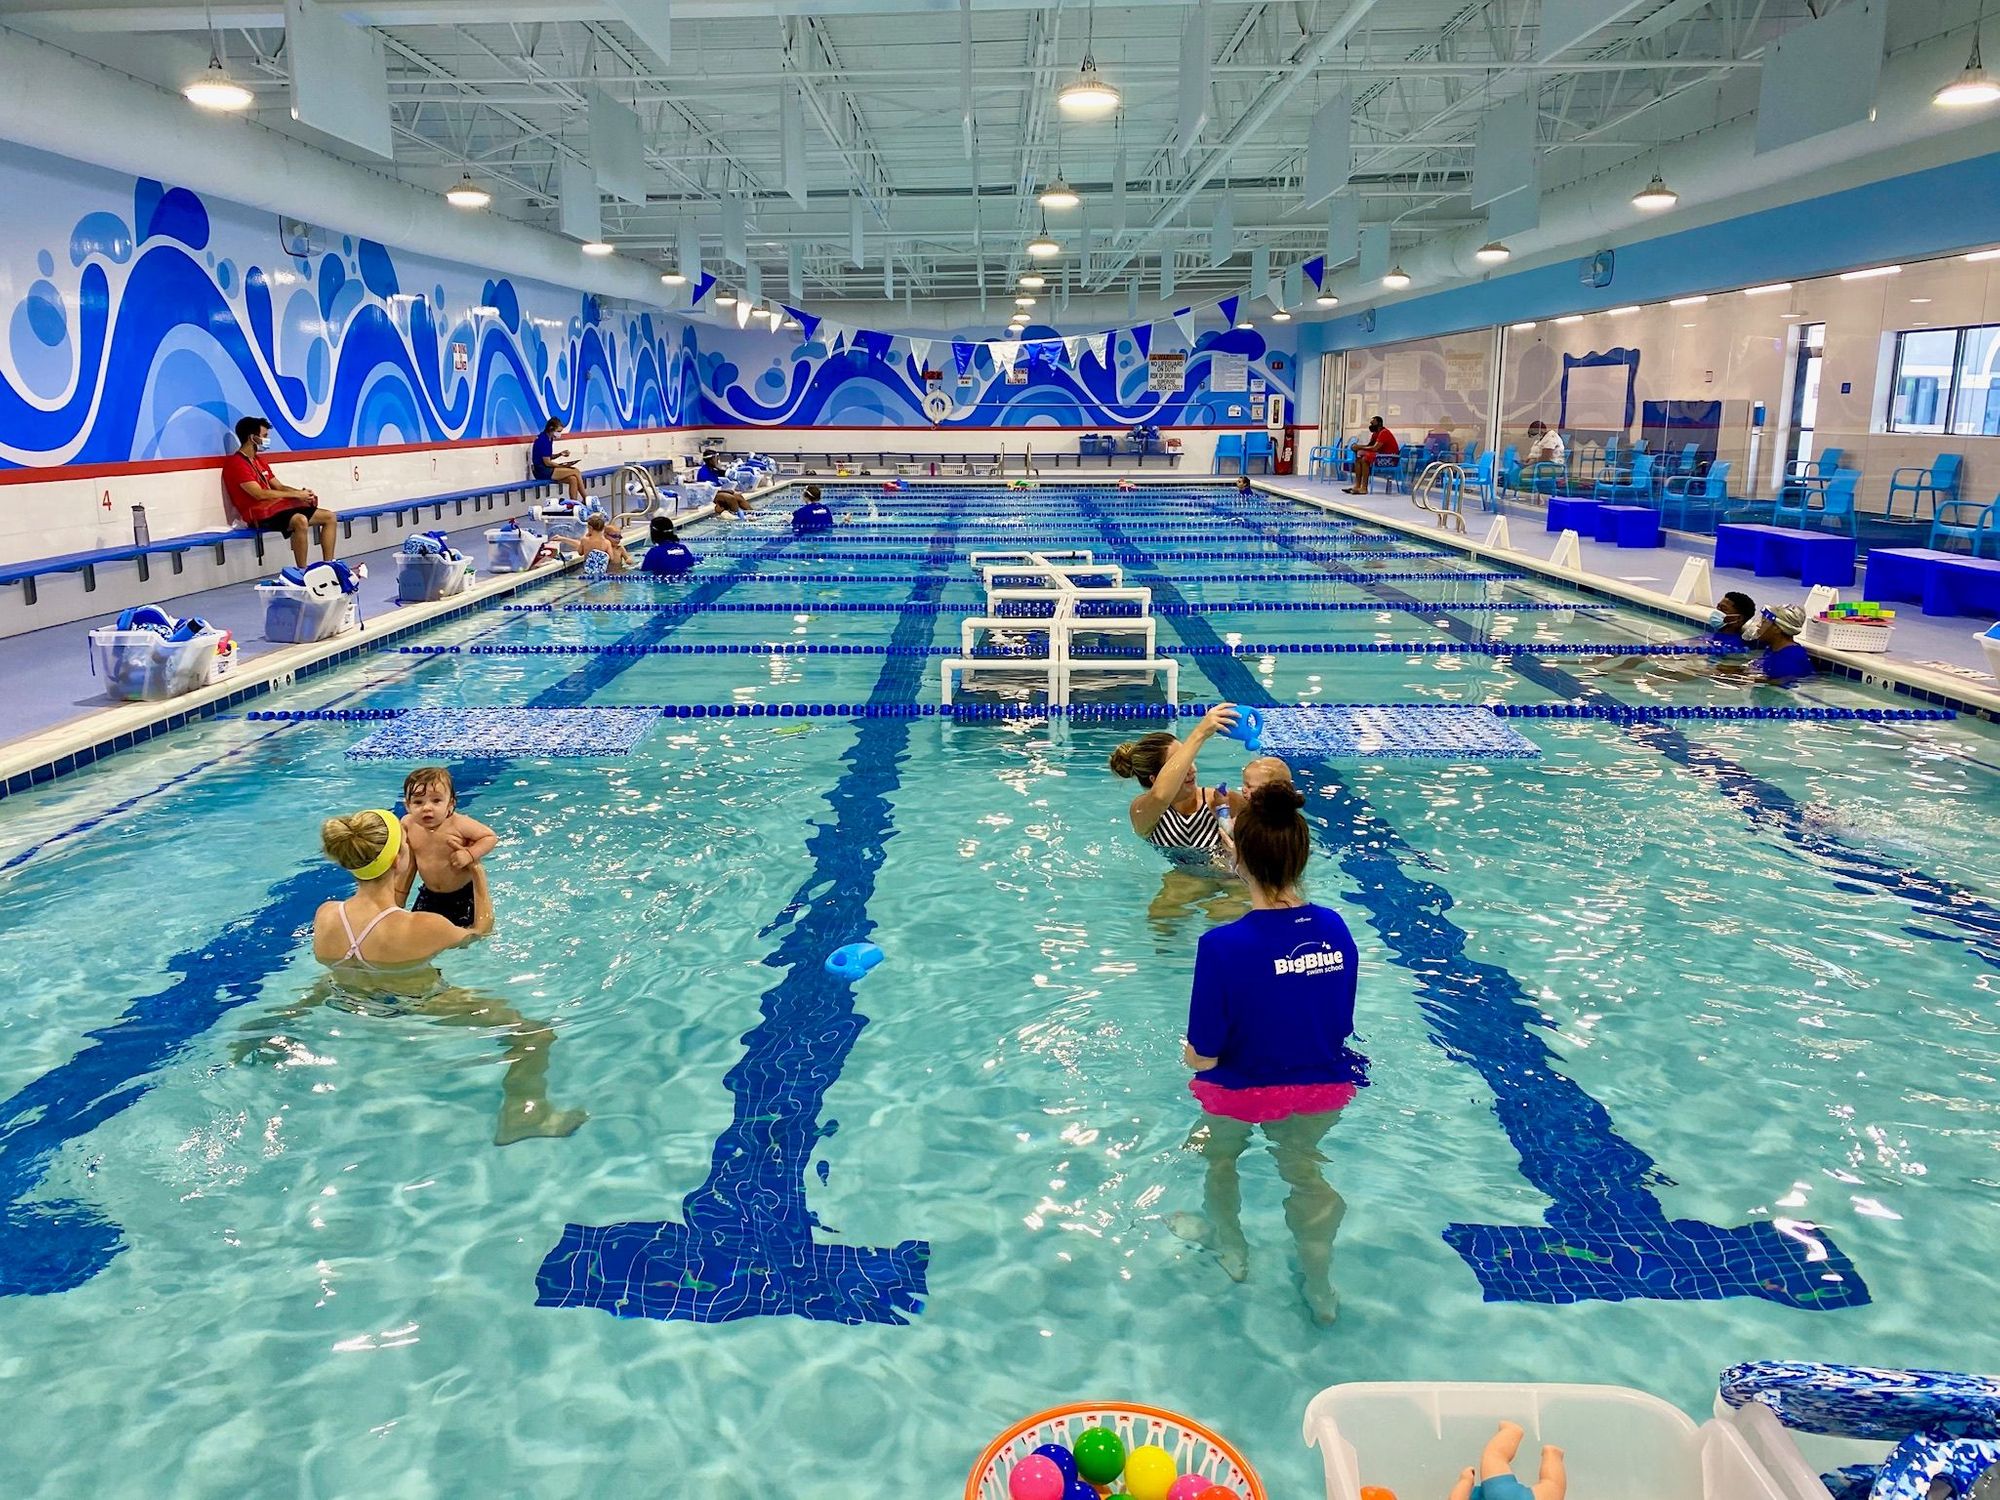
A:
[{"left": 1, "top": 483, "right": 1996, "bottom": 1499}]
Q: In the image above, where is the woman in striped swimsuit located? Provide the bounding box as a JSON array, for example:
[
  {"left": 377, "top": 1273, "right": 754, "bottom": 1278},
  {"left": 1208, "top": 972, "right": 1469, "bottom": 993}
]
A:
[{"left": 1110, "top": 704, "right": 1247, "bottom": 927}]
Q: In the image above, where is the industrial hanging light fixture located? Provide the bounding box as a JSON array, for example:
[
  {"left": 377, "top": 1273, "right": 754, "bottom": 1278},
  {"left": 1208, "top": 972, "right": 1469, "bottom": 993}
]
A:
[
  {"left": 1026, "top": 220, "right": 1063, "bottom": 258},
  {"left": 1381, "top": 265, "right": 1412, "bottom": 290},
  {"left": 1038, "top": 176, "right": 1082, "bottom": 210},
  {"left": 1018, "top": 274, "right": 1047, "bottom": 289},
  {"left": 1057, "top": 0, "right": 1121, "bottom": 118},
  {"left": 1315, "top": 292, "right": 1340, "bottom": 308},
  {"left": 1631, "top": 172, "right": 1679, "bottom": 210},
  {"left": 1475, "top": 241, "right": 1513, "bottom": 264},
  {"left": 659, "top": 269, "right": 687, "bottom": 286},
  {"left": 1937, "top": 7, "right": 2000, "bottom": 106},
  {"left": 581, "top": 241, "right": 615, "bottom": 257},
  {"left": 714, "top": 289, "right": 739, "bottom": 307},
  {"left": 1015, "top": 295, "right": 1037, "bottom": 307},
  {"left": 183, "top": 1, "right": 253, "bottom": 111},
  {"left": 444, "top": 176, "right": 492, "bottom": 209}
]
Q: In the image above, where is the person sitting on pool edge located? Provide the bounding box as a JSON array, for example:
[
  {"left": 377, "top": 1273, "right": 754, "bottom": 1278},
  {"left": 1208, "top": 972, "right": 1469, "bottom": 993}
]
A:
[
  {"left": 698, "top": 452, "right": 755, "bottom": 517},
  {"left": 1171, "top": 779, "right": 1367, "bottom": 1326},
  {"left": 222, "top": 415, "right": 339, "bottom": 569},
  {"left": 532, "top": 417, "right": 587, "bottom": 505},
  {"left": 297, "top": 808, "right": 587, "bottom": 1144},
  {"left": 1742, "top": 602, "right": 1816, "bottom": 682}
]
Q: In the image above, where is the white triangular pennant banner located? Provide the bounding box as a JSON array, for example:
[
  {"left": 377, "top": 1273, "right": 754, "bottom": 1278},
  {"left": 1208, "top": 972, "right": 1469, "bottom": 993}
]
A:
[
  {"left": 1084, "top": 331, "right": 1110, "bottom": 367},
  {"left": 1173, "top": 309, "right": 1197, "bottom": 344},
  {"left": 989, "top": 339, "right": 1021, "bottom": 368},
  {"left": 909, "top": 336, "right": 932, "bottom": 371},
  {"left": 1065, "top": 335, "right": 1087, "bottom": 364}
]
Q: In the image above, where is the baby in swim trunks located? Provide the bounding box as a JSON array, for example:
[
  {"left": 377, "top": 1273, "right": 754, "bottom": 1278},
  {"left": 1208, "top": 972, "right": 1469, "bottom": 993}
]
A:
[
  {"left": 397, "top": 766, "right": 498, "bottom": 926},
  {"left": 1448, "top": 1421, "right": 1565, "bottom": 1500}
]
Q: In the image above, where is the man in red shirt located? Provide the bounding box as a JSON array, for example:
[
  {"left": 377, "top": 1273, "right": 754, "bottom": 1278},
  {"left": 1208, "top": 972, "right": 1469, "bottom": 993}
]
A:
[
  {"left": 1345, "top": 415, "right": 1400, "bottom": 495},
  {"left": 222, "top": 416, "right": 338, "bottom": 567}
]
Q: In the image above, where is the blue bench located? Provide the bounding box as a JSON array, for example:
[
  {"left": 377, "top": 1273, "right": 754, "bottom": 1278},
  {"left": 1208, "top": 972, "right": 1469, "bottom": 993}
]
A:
[
  {"left": 1864, "top": 547, "right": 2000, "bottom": 618},
  {"left": 1545, "top": 495, "right": 1600, "bottom": 534},
  {"left": 0, "top": 458, "right": 667, "bottom": 615},
  {"left": 1714, "top": 522, "right": 1856, "bottom": 587},
  {"left": 1593, "top": 504, "right": 1662, "bottom": 548}
]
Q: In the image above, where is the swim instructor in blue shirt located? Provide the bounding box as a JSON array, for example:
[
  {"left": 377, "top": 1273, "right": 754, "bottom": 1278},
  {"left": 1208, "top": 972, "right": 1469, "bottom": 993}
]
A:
[
  {"left": 1169, "top": 779, "right": 1368, "bottom": 1325},
  {"left": 531, "top": 417, "right": 587, "bottom": 504}
]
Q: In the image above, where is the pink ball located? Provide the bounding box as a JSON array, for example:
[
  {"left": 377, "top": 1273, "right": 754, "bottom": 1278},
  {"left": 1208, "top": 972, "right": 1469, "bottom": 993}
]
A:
[
  {"left": 1166, "top": 1478, "right": 1216, "bottom": 1500},
  {"left": 1009, "top": 1454, "right": 1067, "bottom": 1500}
]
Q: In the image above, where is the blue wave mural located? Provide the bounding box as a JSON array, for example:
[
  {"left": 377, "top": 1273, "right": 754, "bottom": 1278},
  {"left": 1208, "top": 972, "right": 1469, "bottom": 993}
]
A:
[
  {"left": 0, "top": 142, "right": 694, "bottom": 471},
  {"left": 698, "top": 321, "right": 1296, "bottom": 429}
]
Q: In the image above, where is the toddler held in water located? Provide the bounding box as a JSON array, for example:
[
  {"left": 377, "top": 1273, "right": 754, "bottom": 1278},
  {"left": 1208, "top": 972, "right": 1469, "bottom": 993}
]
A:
[
  {"left": 398, "top": 767, "right": 497, "bottom": 926},
  {"left": 1225, "top": 754, "right": 1294, "bottom": 819},
  {"left": 1448, "top": 1422, "right": 1566, "bottom": 1500}
]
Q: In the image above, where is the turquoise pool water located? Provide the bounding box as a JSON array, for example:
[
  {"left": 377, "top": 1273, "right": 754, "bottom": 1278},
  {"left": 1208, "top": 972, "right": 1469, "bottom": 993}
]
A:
[{"left": 0, "top": 483, "right": 1995, "bottom": 1498}]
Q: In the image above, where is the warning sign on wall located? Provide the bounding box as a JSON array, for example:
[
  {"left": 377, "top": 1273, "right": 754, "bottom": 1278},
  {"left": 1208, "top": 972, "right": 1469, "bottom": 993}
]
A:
[{"left": 1147, "top": 352, "right": 1186, "bottom": 392}]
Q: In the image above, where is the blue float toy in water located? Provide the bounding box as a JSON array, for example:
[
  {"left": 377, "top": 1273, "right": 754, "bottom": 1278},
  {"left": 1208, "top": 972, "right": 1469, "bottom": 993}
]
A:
[
  {"left": 1223, "top": 705, "right": 1265, "bottom": 753},
  {"left": 825, "top": 942, "right": 884, "bottom": 979}
]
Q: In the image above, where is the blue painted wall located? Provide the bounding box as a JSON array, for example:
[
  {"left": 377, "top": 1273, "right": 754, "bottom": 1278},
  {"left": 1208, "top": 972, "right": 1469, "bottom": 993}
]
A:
[
  {"left": 696, "top": 319, "right": 1297, "bottom": 429},
  {"left": 1304, "top": 150, "right": 2000, "bottom": 355},
  {"left": 0, "top": 140, "right": 702, "bottom": 472}
]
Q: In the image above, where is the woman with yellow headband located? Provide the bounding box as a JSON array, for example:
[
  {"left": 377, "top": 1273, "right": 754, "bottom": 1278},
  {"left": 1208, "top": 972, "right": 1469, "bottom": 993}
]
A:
[{"left": 284, "top": 808, "right": 586, "bottom": 1145}]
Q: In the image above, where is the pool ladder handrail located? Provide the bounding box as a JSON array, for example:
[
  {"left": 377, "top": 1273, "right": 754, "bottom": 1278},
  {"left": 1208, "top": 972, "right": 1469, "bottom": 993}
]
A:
[{"left": 1411, "top": 462, "right": 1468, "bottom": 533}]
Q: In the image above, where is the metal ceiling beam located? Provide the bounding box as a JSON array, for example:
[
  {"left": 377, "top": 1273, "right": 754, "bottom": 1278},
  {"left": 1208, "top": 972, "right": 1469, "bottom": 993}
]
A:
[{"left": 0, "top": 0, "right": 1227, "bottom": 26}]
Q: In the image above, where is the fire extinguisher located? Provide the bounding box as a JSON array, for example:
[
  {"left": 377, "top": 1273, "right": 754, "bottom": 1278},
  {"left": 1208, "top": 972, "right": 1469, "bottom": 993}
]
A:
[{"left": 1278, "top": 430, "right": 1295, "bottom": 475}]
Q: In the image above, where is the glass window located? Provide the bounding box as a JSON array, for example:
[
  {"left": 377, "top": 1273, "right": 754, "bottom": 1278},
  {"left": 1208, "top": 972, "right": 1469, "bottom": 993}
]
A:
[{"left": 1889, "top": 322, "right": 2000, "bottom": 435}]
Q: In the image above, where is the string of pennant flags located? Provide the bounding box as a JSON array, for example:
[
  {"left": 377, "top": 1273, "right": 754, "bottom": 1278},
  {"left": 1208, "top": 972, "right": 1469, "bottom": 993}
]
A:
[{"left": 679, "top": 254, "right": 1330, "bottom": 373}]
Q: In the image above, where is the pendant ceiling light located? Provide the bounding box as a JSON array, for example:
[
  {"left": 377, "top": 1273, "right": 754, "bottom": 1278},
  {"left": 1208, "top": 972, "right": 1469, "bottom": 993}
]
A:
[
  {"left": 1381, "top": 266, "right": 1412, "bottom": 290},
  {"left": 1631, "top": 173, "right": 1679, "bottom": 211},
  {"left": 1038, "top": 176, "right": 1082, "bottom": 210},
  {"left": 1475, "top": 241, "right": 1512, "bottom": 264},
  {"left": 1057, "top": 1, "right": 1121, "bottom": 118},
  {"left": 444, "top": 177, "right": 492, "bottom": 209},
  {"left": 183, "top": 2, "right": 253, "bottom": 111},
  {"left": 659, "top": 270, "right": 687, "bottom": 286},
  {"left": 714, "top": 289, "right": 739, "bottom": 306},
  {"left": 580, "top": 241, "right": 615, "bottom": 257},
  {"left": 1937, "top": 16, "right": 2000, "bottom": 106},
  {"left": 1018, "top": 274, "right": 1046, "bottom": 289},
  {"left": 1315, "top": 292, "right": 1340, "bottom": 308},
  {"left": 1026, "top": 221, "right": 1063, "bottom": 259}
]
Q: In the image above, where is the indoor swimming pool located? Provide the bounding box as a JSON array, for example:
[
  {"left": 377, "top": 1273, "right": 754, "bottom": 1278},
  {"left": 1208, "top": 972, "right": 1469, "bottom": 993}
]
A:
[{"left": 1, "top": 482, "right": 1996, "bottom": 1499}]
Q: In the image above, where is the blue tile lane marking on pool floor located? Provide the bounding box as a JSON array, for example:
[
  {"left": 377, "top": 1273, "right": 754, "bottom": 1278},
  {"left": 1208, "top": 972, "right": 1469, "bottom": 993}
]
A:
[
  {"left": 0, "top": 532, "right": 812, "bottom": 1298},
  {"left": 531, "top": 504, "right": 967, "bottom": 1326},
  {"left": 1070, "top": 491, "right": 1870, "bottom": 1311}
]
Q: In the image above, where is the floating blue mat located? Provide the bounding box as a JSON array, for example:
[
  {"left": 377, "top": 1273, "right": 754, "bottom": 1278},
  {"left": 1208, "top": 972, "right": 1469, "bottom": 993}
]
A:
[
  {"left": 346, "top": 707, "right": 660, "bottom": 761},
  {"left": 1254, "top": 705, "right": 1542, "bottom": 760}
]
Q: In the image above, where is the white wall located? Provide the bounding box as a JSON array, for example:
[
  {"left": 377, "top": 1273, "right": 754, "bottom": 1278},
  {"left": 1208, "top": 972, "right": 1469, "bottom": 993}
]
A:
[{"left": 698, "top": 425, "right": 1270, "bottom": 474}]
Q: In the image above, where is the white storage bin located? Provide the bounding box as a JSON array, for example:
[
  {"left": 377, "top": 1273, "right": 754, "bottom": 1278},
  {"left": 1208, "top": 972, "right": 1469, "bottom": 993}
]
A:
[
  {"left": 485, "top": 526, "right": 540, "bottom": 573},
  {"left": 256, "top": 582, "right": 358, "bottom": 643},
  {"left": 89, "top": 628, "right": 235, "bottom": 701},
  {"left": 1303, "top": 1383, "right": 1796, "bottom": 1500},
  {"left": 533, "top": 505, "right": 587, "bottom": 540},
  {"left": 1800, "top": 618, "right": 1894, "bottom": 654},
  {"left": 395, "top": 552, "right": 474, "bottom": 603}
]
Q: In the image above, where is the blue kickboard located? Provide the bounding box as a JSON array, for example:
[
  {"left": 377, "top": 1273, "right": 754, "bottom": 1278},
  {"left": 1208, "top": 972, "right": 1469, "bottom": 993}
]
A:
[
  {"left": 347, "top": 707, "right": 660, "bottom": 761},
  {"left": 1255, "top": 705, "right": 1542, "bottom": 761}
]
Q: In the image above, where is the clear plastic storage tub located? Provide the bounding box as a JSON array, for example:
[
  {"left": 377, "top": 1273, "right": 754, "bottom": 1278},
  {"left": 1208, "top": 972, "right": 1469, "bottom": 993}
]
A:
[
  {"left": 395, "top": 553, "right": 474, "bottom": 603},
  {"left": 1303, "top": 1383, "right": 1809, "bottom": 1500},
  {"left": 256, "top": 582, "right": 358, "bottom": 643},
  {"left": 484, "top": 526, "right": 540, "bottom": 573},
  {"left": 88, "top": 627, "right": 235, "bottom": 701}
]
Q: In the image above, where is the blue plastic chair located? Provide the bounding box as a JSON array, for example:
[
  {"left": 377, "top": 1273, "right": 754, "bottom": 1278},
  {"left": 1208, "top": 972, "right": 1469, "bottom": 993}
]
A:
[
  {"left": 1662, "top": 460, "right": 1732, "bottom": 530},
  {"left": 1469, "top": 451, "right": 1498, "bottom": 511},
  {"left": 1211, "top": 433, "right": 1245, "bottom": 474},
  {"left": 1357, "top": 448, "right": 1405, "bottom": 493},
  {"left": 1772, "top": 469, "right": 1859, "bottom": 535},
  {"left": 1307, "top": 444, "right": 1335, "bottom": 479},
  {"left": 1672, "top": 443, "right": 1703, "bottom": 479},
  {"left": 1929, "top": 496, "right": 2000, "bottom": 555},
  {"left": 1243, "top": 431, "right": 1275, "bottom": 473},
  {"left": 1499, "top": 445, "right": 1521, "bottom": 494},
  {"left": 1887, "top": 453, "right": 1961, "bottom": 519},
  {"left": 1784, "top": 446, "right": 1844, "bottom": 483},
  {"left": 1594, "top": 452, "right": 1656, "bottom": 503}
]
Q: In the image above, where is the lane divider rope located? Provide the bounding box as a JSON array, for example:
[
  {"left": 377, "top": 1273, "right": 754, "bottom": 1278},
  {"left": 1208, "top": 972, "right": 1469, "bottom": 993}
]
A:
[{"left": 245, "top": 703, "right": 1954, "bottom": 723}]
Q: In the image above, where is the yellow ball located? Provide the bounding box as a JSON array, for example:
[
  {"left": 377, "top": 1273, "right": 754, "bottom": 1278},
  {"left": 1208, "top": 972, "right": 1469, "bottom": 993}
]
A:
[{"left": 1124, "top": 1445, "right": 1178, "bottom": 1500}]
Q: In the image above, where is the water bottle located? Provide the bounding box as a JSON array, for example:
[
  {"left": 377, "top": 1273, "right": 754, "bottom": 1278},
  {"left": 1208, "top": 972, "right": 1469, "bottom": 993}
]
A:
[{"left": 131, "top": 504, "right": 150, "bottom": 546}]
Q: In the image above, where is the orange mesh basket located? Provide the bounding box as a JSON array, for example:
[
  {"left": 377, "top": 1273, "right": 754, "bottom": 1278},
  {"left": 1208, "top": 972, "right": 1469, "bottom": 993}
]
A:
[{"left": 966, "top": 1401, "right": 1265, "bottom": 1500}]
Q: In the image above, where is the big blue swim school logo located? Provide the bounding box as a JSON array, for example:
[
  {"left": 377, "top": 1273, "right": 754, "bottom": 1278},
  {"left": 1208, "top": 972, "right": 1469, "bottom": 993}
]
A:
[{"left": 1274, "top": 943, "right": 1345, "bottom": 977}]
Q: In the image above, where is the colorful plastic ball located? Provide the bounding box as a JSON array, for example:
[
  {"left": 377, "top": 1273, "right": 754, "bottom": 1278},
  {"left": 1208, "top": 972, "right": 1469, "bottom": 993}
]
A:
[
  {"left": 1061, "top": 1481, "right": 1098, "bottom": 1500},
  {"left": 1165, "top": 1478, "right": 1213, "bottom": 1500},
  {"left": 1124, "top": 1444, "right": 1178, "bottom": 1500},
  {"left": 1072, "top": 1427, "right": 1127, "bottom": 1486},
  {"left": 1033, "top": 1445, "right": 1080, "bottom": 1482},
  {"left": 1195, "top": 1488, "right": 1241, "bottom": 1500},
  {"left": 1008, "top": 1454, "right": 1066, "bottom": 1500},
  {"left": 1361, "top": 1488, "right": 1400, "bottom": 1500}
]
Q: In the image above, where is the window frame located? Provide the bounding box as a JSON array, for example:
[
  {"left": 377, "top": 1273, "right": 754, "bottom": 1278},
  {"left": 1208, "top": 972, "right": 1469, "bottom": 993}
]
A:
[{"left": 1887, "top": 321, "right": 2000, "bottom": 436}]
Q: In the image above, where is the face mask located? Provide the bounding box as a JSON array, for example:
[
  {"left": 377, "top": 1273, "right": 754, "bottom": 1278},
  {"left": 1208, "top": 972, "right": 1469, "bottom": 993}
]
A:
[
  {"left": 1706, "top": 609, "right": 1726, "bottom": 630},
  {"left": 1741, "top": 616, "right": 1765, "bottom": 642}
]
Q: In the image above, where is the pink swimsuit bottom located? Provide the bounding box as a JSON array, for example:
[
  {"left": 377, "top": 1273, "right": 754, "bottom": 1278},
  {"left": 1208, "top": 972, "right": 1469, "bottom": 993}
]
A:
[{"left": 1188, "top": 1078, "right": 1359, "bottom": 1124}]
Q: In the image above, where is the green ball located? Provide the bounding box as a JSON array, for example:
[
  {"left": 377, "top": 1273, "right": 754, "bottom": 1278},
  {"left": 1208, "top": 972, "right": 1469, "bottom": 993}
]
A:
[{"left": 1072, "top": 1428, "right": 1127, "bottom": 1486}]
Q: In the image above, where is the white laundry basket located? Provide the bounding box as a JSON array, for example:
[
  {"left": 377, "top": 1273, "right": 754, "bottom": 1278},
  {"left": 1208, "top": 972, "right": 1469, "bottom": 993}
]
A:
[{"left": 1303, "top": 1383, "right": 1803, "bottom": 1500}]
